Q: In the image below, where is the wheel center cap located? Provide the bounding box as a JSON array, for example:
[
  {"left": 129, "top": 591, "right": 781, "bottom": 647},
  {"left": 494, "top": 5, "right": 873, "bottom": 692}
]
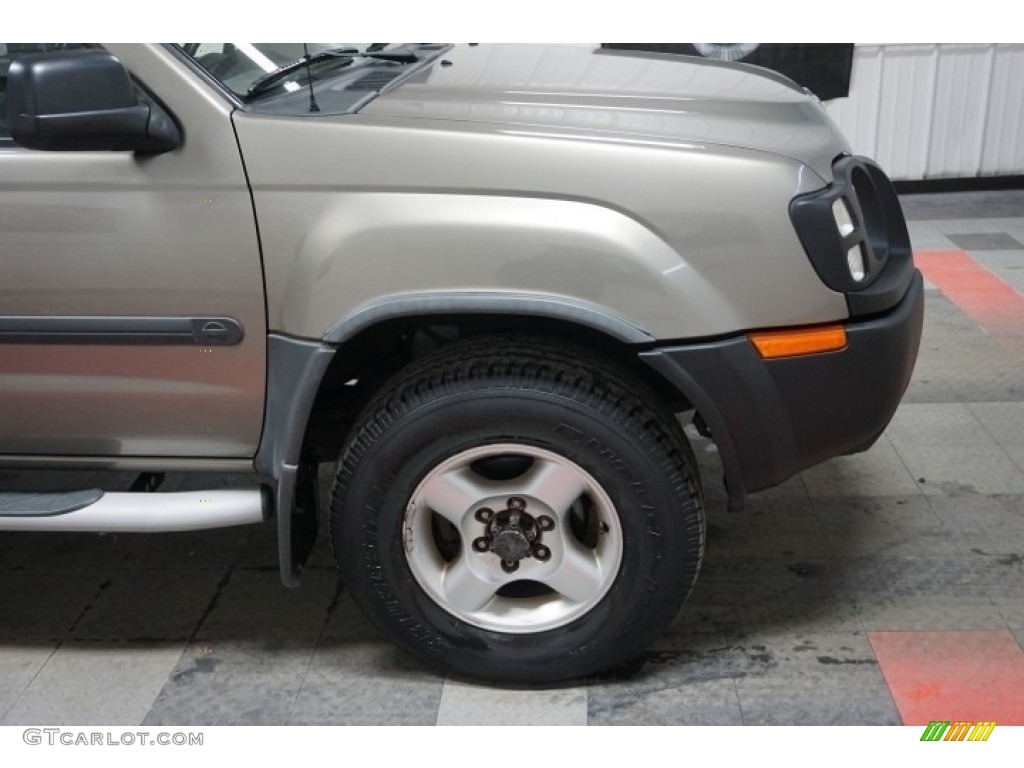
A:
[
  {"left": 491, "top": 529, "right": 532, "bottom": 561},
  {"left": 488, "top": 508, "right": 538, "bottom": 562}
]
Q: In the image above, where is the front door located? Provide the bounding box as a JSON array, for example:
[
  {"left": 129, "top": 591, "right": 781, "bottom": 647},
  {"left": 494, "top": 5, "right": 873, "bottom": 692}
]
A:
[{"left": 0, "top": 44, "right": 266, "bottom": 458}]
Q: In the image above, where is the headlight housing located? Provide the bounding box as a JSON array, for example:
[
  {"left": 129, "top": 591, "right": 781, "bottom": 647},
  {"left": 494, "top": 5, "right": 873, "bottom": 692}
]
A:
[{"left": 789, "top": 155, "right": 913, "bottom": 316}]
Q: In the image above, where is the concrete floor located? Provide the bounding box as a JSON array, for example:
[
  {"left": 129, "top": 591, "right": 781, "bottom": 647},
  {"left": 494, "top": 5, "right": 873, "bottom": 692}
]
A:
[{"left": 1, "top": 190, "right": 1023, "bottom": 726}]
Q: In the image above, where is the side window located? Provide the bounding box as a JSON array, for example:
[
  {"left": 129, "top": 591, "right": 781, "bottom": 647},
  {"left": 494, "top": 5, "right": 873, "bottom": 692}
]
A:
[{"left": 0, "top": 44, "right": 94, "bottom": 140}]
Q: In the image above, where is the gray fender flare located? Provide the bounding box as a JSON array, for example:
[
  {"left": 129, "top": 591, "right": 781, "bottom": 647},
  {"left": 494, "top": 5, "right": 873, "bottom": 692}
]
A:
[
  {"left": 324, "top": 291, "right": 654, "bottom": 345},
  {"left": 258, "top": 294, "right": 653, "bottom": 586}
]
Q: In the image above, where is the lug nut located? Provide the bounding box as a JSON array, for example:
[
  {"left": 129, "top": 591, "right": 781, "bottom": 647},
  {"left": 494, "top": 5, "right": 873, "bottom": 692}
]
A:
[
  {"left": 475, "top": 508, "right": 494, "bottom": 523},
  {"left": 537, "top": 515, "right": 554, "bottom": 531},
  {"left": 501, "top": 560, "right": 520, "bottom": 573},
  {"left": 534, "top": 545, "right": 550, "bottom": 561},
  {"left": 473, "top": 537, "right": 490, "bottom": 552},
  {"left": 508, "top": 496, "right": 526, "bottom": 510}
]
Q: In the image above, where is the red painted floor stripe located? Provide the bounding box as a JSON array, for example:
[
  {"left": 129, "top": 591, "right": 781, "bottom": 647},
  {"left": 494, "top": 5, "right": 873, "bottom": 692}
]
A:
[
  {"left": 916, "top": 250, "right": 1024, "bottom": 336},
  {"left": 869, "top": 630, "right": 1024, "bottom": 725}
]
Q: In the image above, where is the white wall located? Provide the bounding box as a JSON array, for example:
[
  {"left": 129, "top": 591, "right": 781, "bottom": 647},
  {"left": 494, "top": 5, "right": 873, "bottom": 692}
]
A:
[
  {"left": 826, "top": 44, "right": 1024, "bottom": 181},
  {"left": 457, "top": 44, "right": 1024, "bottom": 182}
]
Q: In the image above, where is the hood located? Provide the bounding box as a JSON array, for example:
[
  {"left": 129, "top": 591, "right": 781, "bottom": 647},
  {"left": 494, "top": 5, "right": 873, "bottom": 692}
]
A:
[{"left": 360, "top": 44, "right": 849, "bottom": 181}]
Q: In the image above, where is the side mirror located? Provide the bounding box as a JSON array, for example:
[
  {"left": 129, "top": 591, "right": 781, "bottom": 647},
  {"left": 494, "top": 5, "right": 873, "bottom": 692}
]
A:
[{"left": 7, "top": 49, "right": 180, "bottom": 153}]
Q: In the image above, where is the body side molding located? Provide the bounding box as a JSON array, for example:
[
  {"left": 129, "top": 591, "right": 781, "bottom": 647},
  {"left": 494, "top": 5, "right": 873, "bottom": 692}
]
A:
[{"left": 0, "top": 316, "right": 245, "bottom": 346}]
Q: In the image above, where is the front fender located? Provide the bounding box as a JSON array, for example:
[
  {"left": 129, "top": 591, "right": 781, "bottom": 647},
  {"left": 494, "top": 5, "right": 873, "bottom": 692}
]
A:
[{"left": 254, "top": 191, "right": 744, "bottom": 341}]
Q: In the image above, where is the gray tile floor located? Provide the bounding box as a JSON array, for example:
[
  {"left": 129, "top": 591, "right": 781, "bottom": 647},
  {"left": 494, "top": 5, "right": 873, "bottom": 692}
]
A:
[{"left": 2, "top": 190, "right": 1023, "bottom": 725}]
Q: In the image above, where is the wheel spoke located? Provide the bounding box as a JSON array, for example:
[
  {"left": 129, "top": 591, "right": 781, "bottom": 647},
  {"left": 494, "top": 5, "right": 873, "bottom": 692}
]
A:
[
  {"left": 519, "top": 457, "right": 588, "bottom": 516},
  {"left": 442, "top": 557, "right": 500, "bottom": 613},
  {"left": 547, "top": 539, "right": 605, "bottom": 604},
  {"left": 421, "top": 467, "right": 493, "bottom": 526}
]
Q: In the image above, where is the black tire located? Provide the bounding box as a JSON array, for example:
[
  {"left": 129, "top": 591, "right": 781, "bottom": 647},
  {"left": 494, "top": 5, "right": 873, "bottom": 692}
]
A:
[{"left": 329, "top": 335, "right": 704, "bottom": 683}]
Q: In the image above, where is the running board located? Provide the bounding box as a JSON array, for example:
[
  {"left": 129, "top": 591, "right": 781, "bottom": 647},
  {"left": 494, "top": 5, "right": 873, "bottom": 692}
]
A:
[{"left": 0, "top": 488, "right": 269, "bottom": 532}]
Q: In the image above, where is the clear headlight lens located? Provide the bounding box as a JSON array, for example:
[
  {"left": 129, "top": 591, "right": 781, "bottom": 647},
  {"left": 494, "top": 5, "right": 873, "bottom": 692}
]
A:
[
  {"left": 847, "top": 244, "right": 866, "bottom": 282},
  {"left": 832, "top": 198, "right": 856, "bottom": 238}
]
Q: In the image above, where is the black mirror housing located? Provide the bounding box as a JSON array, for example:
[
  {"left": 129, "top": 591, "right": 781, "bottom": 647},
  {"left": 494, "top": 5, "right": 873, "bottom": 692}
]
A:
[{"left": 7, "top": 49, "right": 180, "bottom": 153}]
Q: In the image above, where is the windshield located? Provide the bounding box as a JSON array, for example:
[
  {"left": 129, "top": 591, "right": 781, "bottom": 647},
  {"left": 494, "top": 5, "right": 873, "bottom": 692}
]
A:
[{"left": 178, "top": 43, "right": 382, "bottom": 100}]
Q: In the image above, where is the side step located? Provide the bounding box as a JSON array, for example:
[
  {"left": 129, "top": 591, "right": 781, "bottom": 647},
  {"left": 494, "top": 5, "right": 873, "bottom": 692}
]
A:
[{"left": 0, "top": 488, "right": 269, "bottom": 532}]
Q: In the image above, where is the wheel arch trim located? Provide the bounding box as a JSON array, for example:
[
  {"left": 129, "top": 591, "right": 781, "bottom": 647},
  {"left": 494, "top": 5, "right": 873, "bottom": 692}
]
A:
[
  {"left": 255, "top": 334, "right": 335, "bottom": 588},
  {"left": 260, "top": 301, "right": 655, "bottom": 587},
  {"left": 322, "top": 292, "right": 655, "bottom": 345}
]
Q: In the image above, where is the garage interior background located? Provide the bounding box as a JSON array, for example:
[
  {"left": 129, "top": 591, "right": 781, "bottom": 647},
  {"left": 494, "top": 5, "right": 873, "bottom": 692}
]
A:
[
  {"left": 602, "top": 43, "right": 1024, "bottom": 182},
  {"left": 819, "top": 44, "right": 1022, "bottom": 181}
]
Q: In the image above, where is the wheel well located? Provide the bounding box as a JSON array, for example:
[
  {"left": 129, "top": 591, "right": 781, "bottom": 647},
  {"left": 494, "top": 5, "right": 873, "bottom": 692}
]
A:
[{"left": 301, "top": 314, "right": 692, "bottom": 463}]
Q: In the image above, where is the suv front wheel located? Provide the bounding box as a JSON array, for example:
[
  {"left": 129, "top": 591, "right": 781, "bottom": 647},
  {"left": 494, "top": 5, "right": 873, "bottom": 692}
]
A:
[{"left": 329, "top": 336, "right": 704, "bottom": 683}]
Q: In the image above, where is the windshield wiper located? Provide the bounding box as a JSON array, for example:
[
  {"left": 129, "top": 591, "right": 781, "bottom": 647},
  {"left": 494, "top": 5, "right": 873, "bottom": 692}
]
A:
[
  {"left": 333, "top": 45, "right": 419, "bottom": 64},
  {"left": 246, "top": 49, "right": 354, "bottom": 100},
  {"left": 246, "top": 46, "right": 420, "bottom": 101}
]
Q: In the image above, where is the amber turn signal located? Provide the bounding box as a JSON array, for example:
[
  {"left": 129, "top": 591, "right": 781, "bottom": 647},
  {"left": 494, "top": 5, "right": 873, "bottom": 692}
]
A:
[{"left": 748, "top": 324, "right": 847, "bottom": 359}]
